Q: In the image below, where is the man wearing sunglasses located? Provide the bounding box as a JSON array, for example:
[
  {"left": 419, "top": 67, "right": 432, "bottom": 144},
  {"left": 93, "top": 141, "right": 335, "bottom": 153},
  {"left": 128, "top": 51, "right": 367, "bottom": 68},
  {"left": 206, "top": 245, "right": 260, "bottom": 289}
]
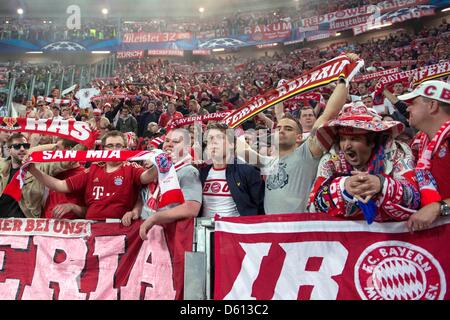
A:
[
  {"left": 0, "top": 133, "right": 81, "bottom": 218},
  {"left": 28, "top": 131, "right": 157, "bottom": 222}
]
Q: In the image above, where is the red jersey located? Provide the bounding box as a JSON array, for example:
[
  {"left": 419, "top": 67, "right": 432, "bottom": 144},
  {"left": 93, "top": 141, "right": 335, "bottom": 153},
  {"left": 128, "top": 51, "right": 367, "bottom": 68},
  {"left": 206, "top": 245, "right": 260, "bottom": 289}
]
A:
[
  {"left": 158, "top": 111, "right": 183, "bottom": 128},
  {"left": 66, "top": 162, "right": 145, "bottom": 220},
  {"left": 44, "top": 166, "right": 86, "bottom": 219},
  {"left": 431, "top": 138, "right": 450, "bottom": 199}
]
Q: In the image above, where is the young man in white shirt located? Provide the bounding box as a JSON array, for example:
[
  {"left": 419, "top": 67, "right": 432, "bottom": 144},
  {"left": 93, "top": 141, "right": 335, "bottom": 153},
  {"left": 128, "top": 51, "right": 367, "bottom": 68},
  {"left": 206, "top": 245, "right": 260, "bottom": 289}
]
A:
[{"left": 200, "top": 123, "right": 264, "bottom": 217}]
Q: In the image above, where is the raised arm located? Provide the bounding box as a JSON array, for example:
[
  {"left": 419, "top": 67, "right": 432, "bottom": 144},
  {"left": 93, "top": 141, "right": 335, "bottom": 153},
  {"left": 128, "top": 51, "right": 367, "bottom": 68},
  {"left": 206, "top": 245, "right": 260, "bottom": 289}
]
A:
[
  {"left": 307, "top": 53, "right": 360, "bottom": 157},
  {"left": 28, "top": 163, "right": 70, "bottom": 193},
  {"left": 382, "top": 87, "right": 399, "bottom": 105},
  {"left": 255, "top": 112, "right": 274, "bottom": 129},
  {"left": 311, "top": 52, "right": 359, "bottom": 133},
  {"left": 274, "top": 102, "right": 285, "bottom": 122},
  {"left": 307, "top": 81, "right": 348, "bottom": 157},
  {"left": 29, "top": 143, "right": 57, "bottom": 153}
]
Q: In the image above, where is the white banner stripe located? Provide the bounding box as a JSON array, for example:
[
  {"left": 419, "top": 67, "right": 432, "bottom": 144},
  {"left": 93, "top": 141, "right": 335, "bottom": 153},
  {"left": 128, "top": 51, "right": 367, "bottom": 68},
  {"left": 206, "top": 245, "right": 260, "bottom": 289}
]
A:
[
  {"left": 0, "top": 218, "right": 92, "bottom": 238},
  {"left": 215, "top": 216, "right": 450, "bottom": 234}
]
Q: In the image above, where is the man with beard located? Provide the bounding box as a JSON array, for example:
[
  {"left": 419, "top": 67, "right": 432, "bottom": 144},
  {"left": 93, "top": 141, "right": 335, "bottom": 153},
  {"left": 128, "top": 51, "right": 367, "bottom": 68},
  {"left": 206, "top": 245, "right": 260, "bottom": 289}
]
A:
[
  {"left": 309, "top": 103, "right": 420, "bottom": 222},
  {"left": 236, "top": 53, "right": 359, "bottom": 214}
]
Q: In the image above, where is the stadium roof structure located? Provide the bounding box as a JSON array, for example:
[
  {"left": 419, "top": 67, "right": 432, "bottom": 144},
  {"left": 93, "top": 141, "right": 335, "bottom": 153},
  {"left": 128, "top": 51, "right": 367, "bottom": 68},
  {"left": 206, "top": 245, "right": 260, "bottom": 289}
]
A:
[{"left": 0, "top": 0, "right": 303, "bottom": 18}]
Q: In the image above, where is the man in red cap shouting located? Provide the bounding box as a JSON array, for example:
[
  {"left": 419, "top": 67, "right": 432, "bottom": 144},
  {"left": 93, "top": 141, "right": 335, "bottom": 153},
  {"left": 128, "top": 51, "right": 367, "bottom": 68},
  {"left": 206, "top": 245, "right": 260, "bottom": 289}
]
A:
[{"left": 397, "top": 80, "right": 450, "bottom": 232}]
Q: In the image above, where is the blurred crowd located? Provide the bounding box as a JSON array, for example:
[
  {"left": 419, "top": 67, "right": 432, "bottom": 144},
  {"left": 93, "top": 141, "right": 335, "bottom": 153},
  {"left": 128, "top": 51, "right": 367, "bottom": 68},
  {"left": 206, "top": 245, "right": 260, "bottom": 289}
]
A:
[{"left": 0, "top": 0, "right": 389, "bottom": 42}]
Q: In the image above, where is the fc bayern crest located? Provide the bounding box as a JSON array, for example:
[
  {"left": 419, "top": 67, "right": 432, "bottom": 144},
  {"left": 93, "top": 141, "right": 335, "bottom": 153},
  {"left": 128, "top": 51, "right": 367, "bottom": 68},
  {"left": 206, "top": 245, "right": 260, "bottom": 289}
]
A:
[
  {"left": 155, "top": 154, "right": 172, "bottom": 173},
  {"left": 114, "top": 176, "right": 124, "bottom": 186},
  {"left": 354, "top": 241, "right": 446, "bottom": 300}
]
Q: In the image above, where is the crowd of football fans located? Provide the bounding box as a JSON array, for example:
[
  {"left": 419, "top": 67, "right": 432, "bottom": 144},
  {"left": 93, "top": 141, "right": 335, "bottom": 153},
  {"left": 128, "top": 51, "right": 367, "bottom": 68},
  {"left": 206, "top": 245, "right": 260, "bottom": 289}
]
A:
[
  {"left": 0, "top": 0, "right": 382, "bottom": 41},
  {"left": 0, "top": 5, "right": 449, "bottom": 237}
]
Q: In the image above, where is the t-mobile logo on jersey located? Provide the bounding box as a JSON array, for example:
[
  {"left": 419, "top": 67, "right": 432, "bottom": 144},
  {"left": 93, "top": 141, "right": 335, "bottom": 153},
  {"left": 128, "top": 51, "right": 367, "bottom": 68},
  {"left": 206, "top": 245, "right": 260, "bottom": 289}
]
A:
[{"left": 92, "top": 186, "right": 105, "bottom": 200}]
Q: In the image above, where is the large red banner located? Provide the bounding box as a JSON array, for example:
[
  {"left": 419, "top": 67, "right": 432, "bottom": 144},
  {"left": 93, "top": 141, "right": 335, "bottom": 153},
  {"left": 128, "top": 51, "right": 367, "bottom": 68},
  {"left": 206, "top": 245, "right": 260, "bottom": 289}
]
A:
[
  {"left": 0, "top": 218, "right": 193, "bottom": 300},
  {"left": 214, "top": 214, "right": 450, "bottom": 300}
]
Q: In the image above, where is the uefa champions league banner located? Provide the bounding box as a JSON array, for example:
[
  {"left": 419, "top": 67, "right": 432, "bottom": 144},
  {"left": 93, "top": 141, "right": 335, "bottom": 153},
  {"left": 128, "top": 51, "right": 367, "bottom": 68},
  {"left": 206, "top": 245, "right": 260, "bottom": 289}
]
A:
[
  {"left": 0, "top": 1, "right": 449, "bottom": 53},
  {"left": 0, "top": 38, "right": 121, "bottom": 53},
  {"left": 214, "top": 213, "right": 450, "bottom": 300},
  {"left": 0, "top": 218, "right": 193, "bottom": 300}
]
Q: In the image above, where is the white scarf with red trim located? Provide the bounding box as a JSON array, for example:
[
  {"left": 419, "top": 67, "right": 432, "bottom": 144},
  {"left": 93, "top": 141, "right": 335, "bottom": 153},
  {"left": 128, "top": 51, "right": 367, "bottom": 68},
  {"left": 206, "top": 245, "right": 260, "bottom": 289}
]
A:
[{"left": 37, "top": 96, "right": 77, "bottom": 106}]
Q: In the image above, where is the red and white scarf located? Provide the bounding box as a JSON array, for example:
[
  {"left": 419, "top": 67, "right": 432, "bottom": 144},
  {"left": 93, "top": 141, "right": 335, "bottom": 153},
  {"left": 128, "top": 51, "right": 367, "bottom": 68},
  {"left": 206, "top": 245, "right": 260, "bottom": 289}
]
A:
[
  {"left": 37, "top": 96, "right": 77, "bottom": 106},
  {"left": 412, "top": 120, "right": 450, "bottom": 206},
  {"left": 2, "top": 150, "right": 184, "bottom": 210},
  {"left": 0, "top": 117, "right": 97, "bottom": 148},
  {"left": 222, "top": 54, "right": 364, "bottom": 128},
  {"left": 353, "top": 67, "right": 399, "bottom": 83},
  {"left": 412, "top": 61, "right": 450, "bottom": 87},
  {"left": 145, "top": 155, "right": 192, "bottom": 212},
  {"left": 167, "top": 111, "right": 232, "bottom": 130},
  {"left": 374, "top": 61, "right": 450, "bottom": 95}
]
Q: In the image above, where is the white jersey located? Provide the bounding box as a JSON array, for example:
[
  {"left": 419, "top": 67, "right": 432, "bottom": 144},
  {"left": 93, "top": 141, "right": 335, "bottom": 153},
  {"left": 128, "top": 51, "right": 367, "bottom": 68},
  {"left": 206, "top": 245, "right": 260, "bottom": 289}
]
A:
[
  {"left": 75, "top": 88, "right": 100, "bottom": 109},
  {"left": 202, "top": 167, "right": 239, "bottom": 218}
]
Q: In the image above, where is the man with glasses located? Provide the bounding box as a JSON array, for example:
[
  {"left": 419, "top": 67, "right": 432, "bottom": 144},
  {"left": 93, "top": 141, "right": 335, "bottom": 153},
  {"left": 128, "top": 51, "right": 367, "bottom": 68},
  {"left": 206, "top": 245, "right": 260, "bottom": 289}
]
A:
[
  {"left": 0, "top": 133, "right": 79, "bottom": 218},
  {"left": 28, "top": 130, "right": 157, "bottom": 221}
]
